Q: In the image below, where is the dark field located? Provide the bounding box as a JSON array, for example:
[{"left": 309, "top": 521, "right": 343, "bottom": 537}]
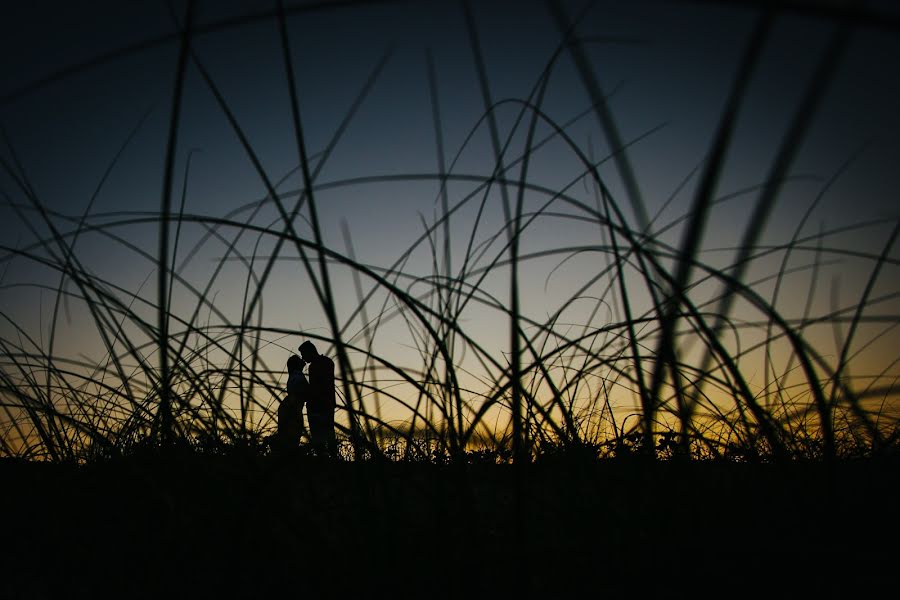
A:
[{"left": 2, "top": 454, "right": 897, "bottom": 598}]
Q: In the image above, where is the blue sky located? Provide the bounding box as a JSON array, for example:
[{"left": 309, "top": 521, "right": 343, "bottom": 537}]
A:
[{"left": 1, "top": 0, "right": 898, "bottom": 435}]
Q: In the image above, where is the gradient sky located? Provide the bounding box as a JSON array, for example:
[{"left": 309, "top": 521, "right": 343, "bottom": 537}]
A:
[{"left": 2, "top": 0, "right": 899, "bottom": 435}]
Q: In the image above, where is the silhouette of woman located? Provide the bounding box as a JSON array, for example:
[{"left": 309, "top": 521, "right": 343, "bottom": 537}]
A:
[{"left": 276, "top": 354, "right": 308, "bottom": 452}]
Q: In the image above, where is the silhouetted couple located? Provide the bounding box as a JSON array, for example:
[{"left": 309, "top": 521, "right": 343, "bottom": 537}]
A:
[{"left": 276, "top": 341, "right": 337, "bottom": 457}]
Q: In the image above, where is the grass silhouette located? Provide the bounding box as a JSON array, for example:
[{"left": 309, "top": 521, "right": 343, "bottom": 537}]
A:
[
  {"left": 1, "top": 1, "right": 896, "bottom": 464},
  {"left": 0, "top": 0, "right": 899, "bottom": 595}
]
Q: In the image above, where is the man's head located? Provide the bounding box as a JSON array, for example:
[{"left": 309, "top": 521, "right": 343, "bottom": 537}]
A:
[
  {"left": 287, "top": 354, "right": 304, "bottom": 373},
  {"left": 298, "top": 340, "right": 318, "bottom": 362}
]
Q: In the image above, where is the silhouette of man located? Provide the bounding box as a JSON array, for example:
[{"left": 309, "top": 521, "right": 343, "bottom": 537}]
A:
[
  {"left": 298, "top": 340, "right": 336, "bottom": 456},
  {"left": 276, "top": 354, "right": 307, "bottom": 453}
]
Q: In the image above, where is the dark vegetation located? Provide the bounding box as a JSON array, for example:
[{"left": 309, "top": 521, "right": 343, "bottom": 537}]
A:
[
  {"left": 2, "top": 430, "right": 898, "bottom": 596},
  {"left": 1, "top": 0, "right": 899, "bottom": 597},
  {"left": 2, "top": 449, "right": 897, "bottom": 597}
]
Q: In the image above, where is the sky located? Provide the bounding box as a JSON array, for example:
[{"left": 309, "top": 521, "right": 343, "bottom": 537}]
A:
[{"left": 1, "top": 0, "right": 899, "bottom": 442}]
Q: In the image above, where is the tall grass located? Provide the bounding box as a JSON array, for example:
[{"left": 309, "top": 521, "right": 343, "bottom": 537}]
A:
[{"left": 0, "top": 0, "right": 898, "bottom": 464}]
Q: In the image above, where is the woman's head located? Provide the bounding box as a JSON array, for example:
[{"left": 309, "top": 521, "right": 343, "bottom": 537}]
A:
[{"left": 287, "top": 354, "right": 304, "bottom": 372}]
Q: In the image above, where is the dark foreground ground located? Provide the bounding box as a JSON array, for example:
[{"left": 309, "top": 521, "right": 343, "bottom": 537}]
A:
[{"left": 1, "top": 452, "right": 897, "bottom": 598}]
